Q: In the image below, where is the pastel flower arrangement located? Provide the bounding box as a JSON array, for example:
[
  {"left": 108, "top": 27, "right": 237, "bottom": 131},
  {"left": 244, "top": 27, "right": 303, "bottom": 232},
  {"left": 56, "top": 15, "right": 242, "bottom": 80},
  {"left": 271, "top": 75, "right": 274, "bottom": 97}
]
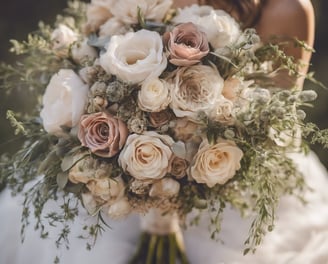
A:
[{"left": 1, "top": 0, "right": 327, "bottom": 262}]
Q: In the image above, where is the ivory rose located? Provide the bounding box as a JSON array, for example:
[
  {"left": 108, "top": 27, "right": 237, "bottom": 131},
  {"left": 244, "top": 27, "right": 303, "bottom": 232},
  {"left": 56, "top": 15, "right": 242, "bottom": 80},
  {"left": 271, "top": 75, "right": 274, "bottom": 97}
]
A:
[
  {"left": 138, "top": 78, "right": 171, "bottom": 112},
  {"left": 169, "top": 65, "right": 224, "bottom": 120},
  {"left": 109, "top": 0, "right": 173, "bottom": 24},
  {"left": 163, "top": 22, "right": 209, "bottom": 66},
  {"left": 100, "top": 30, "right": 167, "bottom": 84},
  {"left": 173, "top": 4, "right": 214, "bottom": 24},
  {"left": 118, "top": 132, "right": 174, "bottom": 180},
  {"left": 189, "top": 139, "right": 243, "bottom": 187},
  {"left": 78, "top": 112, "right": 128, "bottom": 158},
  {"left": 40, "top": 69, "right": 88, "bottom": 135}
]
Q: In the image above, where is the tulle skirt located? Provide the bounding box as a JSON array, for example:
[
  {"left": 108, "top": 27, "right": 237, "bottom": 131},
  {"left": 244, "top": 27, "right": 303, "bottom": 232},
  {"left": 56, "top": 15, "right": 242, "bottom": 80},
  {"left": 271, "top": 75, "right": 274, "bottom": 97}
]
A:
[{"left": 1, "top": 151, "right": 328, "bottom": 264}]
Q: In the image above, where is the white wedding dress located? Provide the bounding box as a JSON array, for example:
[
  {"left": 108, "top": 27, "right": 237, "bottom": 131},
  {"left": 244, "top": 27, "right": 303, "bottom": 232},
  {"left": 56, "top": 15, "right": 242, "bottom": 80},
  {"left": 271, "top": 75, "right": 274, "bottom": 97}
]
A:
[{"left": 1, "top": 151, "right": 328, "bottom": 264}]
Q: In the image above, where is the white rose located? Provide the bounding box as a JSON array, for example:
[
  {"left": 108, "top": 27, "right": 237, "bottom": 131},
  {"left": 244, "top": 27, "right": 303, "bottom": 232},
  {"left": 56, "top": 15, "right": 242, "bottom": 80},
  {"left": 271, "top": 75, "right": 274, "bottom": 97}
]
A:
[
  {"left": 209, "top": 96, "right": 235, "bottom": 125},
  {"left": 118, "top": 132, "right": 174, "bottom": 180},
  {"left": 100, "top": 30, "right": 167, "bottom": 84},
  {"left": 110, "top": 0, "right": 173, "bottom": 24},
  {"left": 149, "top": 178, "right": 180, "bottom": 197},
  {"left": 108, "top": 198, "right": 131, "bottom": 219},
  {"left": 197, "top": 10, "right": 241, "bottom": 51},
  {"left": 51, "top": 24, "right": 78, "bottom": 51},
  {"left": 71, "top": 38, "right": 98, "bottom": 64},
  {"left": 40, "top": 69, "right": 88, "bottom": 135},
  {"left": 99, "top": 17, "right": 132, "bottom": 37},
  {"left": 189, "top": 138, "right": 243, "bottom": 187},
  {"left": 169, "top": 65, "right": 224, "bottom": 120},
  {"left": 138, "top": 78, "right": 171, "bottom": 112},
  {"left": 173, "top": 4, "right": 214, "bottom": 24}
]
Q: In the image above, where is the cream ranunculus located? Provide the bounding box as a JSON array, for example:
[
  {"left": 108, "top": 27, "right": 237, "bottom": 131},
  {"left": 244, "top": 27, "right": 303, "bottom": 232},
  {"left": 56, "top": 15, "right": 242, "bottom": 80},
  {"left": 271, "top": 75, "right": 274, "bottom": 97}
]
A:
[
  {"left": 40, "top": 69, "right": 88, "bottom": 135},
  {"left": 138, "top": 78, "right": 171, "bottom": 112},
  {"left": 169, "top": 65, "right": 224, "bottom": 120},
  {"left": 209, "top": 96, "right": 235, "bottom": 125},
  {"left": 118, "top": 132, "right": 174, "bottom": 181},
  {"left": 100, "top": 30, "right": 167, "bottom": 84},
  {"left": 189, "top": 138, "right": 243, "bottom": 187},
  {"left": 110, "top": 0, "right": 173, "bottom": 24}
]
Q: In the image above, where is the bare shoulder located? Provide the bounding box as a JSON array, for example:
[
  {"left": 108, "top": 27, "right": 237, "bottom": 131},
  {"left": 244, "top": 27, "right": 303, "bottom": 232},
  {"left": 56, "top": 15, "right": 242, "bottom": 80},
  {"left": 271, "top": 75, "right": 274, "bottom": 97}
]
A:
[{"left": 256, "top": 0, "right": 315, "bottom": 45}]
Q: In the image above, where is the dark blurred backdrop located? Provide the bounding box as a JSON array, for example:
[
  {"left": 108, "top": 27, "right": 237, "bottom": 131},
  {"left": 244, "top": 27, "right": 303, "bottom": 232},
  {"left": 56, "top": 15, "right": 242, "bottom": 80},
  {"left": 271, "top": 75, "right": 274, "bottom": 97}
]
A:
[{"left": 0, "top": 0, "right": 327, "bottom": 167}]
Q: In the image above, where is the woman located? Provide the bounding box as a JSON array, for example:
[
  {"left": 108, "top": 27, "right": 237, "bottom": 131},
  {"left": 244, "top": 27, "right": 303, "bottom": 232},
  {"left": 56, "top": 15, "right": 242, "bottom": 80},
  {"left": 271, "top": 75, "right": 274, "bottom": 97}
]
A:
[{"left": 1, "top": 1, "right": 327, "bottom": 264}]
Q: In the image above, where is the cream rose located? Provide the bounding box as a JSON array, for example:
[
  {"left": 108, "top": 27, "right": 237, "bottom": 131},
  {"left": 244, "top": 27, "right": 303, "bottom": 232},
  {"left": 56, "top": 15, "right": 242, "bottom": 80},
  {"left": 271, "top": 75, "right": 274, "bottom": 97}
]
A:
[
  {"left": 173, "top": 4, "right": 214, "bottom": 24},
  {"left": 169, "top": 65, "right": 224, "bottom": 120},
  {"left": 78, "top": 112, "right": 128, "bottom": 158},
  {"left": 100, "top": 30, "right": 167, "bottom": 84},
  {"left": 40, "top": 69, "right": 88, "bottom": 135},
  {"left": 189, "top": 139, "right": 243, "bottom": 187},
  {"left": 118, "top": 132, "right": 174, "bottom": 180},
  {"left": 108, "top": 198, "right": 131, "bottom": 219},
  {"left": 110, "top": 0, "right": 173, "bottom": 24},
  {"left": 138, "top": 78, "right": 171, "bottom": 112},
  {"left": 163, "top": 22, "right": 209, "bottom": 66}
]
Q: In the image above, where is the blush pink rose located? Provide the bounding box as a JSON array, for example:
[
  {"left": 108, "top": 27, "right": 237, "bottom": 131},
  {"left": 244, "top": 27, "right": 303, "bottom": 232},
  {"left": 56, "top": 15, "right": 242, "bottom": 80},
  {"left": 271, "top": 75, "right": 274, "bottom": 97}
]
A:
[
  {"left": 78, "top": 112, "right": 128, "bottom": 158},
  {"left": 163, "top": 22, "right": 209, "bottom": 66}
]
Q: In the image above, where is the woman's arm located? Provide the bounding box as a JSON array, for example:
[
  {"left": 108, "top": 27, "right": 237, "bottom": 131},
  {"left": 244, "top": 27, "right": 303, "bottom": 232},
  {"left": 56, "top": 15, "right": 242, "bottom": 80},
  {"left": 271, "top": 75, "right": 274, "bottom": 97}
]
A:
[{"left": 256, "top": 0, "right": 315, "bottom": 88}]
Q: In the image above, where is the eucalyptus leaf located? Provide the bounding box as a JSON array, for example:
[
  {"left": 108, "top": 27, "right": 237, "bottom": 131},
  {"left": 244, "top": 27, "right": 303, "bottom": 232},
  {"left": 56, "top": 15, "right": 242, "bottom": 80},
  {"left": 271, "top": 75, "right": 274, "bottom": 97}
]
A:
[
  {"left": 171, "top": 141, "right": 186, "bottom": 159},
  {"left": 56, "top": 172, "right": 68, "bottom": 189},
  {"left": 38, "top": 149, "right": 58, "bottom": 174},
  {"left": 61, "top": 151, "right": 89, "bottom": 172}
]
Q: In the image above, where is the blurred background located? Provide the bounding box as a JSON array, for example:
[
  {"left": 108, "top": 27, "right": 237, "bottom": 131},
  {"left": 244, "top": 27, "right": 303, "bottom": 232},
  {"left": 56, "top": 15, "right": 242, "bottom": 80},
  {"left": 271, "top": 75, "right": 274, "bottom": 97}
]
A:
[{"left": 0, "top": 0, "right": 327, "bottom": 167}]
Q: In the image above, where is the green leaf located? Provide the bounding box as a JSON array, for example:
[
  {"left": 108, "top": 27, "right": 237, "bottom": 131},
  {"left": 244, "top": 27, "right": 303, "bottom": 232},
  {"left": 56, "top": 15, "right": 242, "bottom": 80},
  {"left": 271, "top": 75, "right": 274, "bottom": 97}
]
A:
[
  {"left": 57, "top": 172, "right": 68, "bottom": 189},
  {"left": 61, "top": 151, "right": 89, "bottom": 172}
]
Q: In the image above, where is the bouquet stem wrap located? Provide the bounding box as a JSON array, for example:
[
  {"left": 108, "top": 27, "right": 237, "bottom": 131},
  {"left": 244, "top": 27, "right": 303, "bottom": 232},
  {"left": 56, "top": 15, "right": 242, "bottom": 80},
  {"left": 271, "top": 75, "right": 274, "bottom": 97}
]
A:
[{"left": 129, "top": 209, "right": 189, "bottom": 264}]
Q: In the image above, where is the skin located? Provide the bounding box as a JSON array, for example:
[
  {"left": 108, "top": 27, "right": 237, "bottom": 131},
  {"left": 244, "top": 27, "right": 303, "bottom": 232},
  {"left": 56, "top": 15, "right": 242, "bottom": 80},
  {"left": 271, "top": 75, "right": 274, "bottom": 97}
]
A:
[{"left": 172, "top": 0, "right": 315, "bottom": 88}]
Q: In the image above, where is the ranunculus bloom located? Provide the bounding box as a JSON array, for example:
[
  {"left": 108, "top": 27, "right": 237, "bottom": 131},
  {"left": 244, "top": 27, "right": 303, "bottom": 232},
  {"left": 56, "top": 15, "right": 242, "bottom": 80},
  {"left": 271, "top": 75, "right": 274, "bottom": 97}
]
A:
[
  {"left": 209, "top": 96, "right": 235, "bottom": 125},
  {"left": 138, "top": 78, "right": 171, "bottom": 112},
  {"left": 78, "top": 112, "right": 128, "bottom": 158},
  {"left": 100, "top": 29, "right": 167, "bottom": 84},
  {"left": 109, "top": 0, "right": 173, "bottom": 24},
  {"left": 163, "top": 22, "right": 209, "bottom": 66},
  {"left": 118, "top": 132, "right": 174, "bottom": 180},
  {"left": 189, "top": 139, "right": 243, "bottom": 187},
  {"left": 40, "top": 69, "right": 88, "bottom": 135},
  {"left": 169, "top": 65, "right": 224, "bottom": 120}
]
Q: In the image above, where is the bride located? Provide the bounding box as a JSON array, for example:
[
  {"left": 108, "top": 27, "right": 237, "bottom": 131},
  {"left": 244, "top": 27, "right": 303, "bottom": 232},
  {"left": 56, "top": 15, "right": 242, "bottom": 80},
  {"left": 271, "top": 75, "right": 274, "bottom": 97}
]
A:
[{"left": 1, "top": 0, "right": 328, "bottom": 263}]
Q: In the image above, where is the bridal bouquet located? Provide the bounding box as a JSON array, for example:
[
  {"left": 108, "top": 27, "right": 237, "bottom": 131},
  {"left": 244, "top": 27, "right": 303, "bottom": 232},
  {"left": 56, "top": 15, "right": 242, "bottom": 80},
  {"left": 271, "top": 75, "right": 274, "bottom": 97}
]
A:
[{"left": 1, "top": 0, "right": 327, "bottom": 263}]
